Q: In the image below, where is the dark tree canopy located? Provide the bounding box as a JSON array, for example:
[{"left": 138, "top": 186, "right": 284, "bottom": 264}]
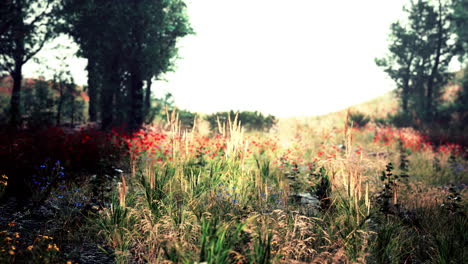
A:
[
  {"left": 60, "top": 0, "right": 193, "bottom": 131},
  {"left": 451, "top": 0, "right": 468, "bottom": 61},
  {"left": 376, "top": 0, "right": 460, "bottom": 121}
]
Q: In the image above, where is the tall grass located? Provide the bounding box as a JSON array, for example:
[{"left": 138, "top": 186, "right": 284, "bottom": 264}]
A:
[{"left": 91, "top": 108, "right": 466, "bottom": 263}]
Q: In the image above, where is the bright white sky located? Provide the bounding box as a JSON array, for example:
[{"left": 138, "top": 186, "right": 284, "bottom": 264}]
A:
[{"left": 24, "top": 0, "right": 413, "bottom": 117}]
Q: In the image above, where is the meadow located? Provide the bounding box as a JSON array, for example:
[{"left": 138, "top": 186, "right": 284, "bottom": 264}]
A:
[{"left": 0, "top": 105, "right": 466, "bottom": 264}]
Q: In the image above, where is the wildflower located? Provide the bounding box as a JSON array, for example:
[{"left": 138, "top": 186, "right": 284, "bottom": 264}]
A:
[
  {"left": 232, "top": 199, "right": 238, "bottom": 203},
  {"left": 27, "top": 245, "right": 34, "bottom": 250},
  {"left": 13, "top": 233, "right": 19, "bottom": 238},
  {"left": 47, "top": 243, "right": 59, "bottom": 251},
  {"left": 8, "top": 221, "right": 15, "bottom": 227},
  {"left": 8, "top": 250, "right": 14, "bottom": 255}
]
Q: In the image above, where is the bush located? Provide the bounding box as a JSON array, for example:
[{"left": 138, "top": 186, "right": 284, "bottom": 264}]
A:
[
  {"left": 205, "top": 110, "right": 276, "bottom": 132},
  {"left": 349, "top": 111, "right": 370, "bottom": 128}
]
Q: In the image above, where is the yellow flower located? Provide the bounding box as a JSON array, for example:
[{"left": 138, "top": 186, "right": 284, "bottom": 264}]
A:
[
  {"left": 47, "top": 243, "right": 59, "bottom": 251},
  {"left": 1, "top": 174, "right": 7, "bottom": 179},
  {"left": 13, "top": 232, "right": 20, "bottom": 238},
  {"left": 8, "top": 250, "right": 14, "bottom": 255},
  {"left": 27, "top": 245, "right": 34, "bottom": 251},
  {"left": 4, "top": 236, "right": 12, "bottom": 241},
  {"left": 10, "top": 245, "right": 16, "bottom": 250}
]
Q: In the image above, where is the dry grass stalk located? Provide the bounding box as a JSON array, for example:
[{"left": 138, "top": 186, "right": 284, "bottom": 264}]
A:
[
  {"left": 119, "top": 175, "right": 128, "bottom": 208},
  {"left": 217, "top": 113, "right": 246, "bottom": 163}
]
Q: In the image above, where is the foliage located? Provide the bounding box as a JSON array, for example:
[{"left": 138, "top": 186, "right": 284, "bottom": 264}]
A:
[
  {"left": 20, "top": 79, "right": 55, "bottom": 127},
  {"left": 60, "top": 0, "right": 193, "bottom": 131},
  {"left": 348, "top": 111, "right": 370, "bottom": 128},
  {"left": 376, "top": 0, "right": 457, "bottom": 121},
  {"left": 198, "top": 215, "right": 245, "bottom": 264},
  {"left": 0, "top": 0, "right": 62, "bottom": 128},
  {"left": 206, "top": 110, "right": 277, "bottom": 132},
  {"left": 451, "top": 0, "right": 468, "bottom": 61},
  {"left": 0, "top": 106, "right": 467, "bottom": 263}
]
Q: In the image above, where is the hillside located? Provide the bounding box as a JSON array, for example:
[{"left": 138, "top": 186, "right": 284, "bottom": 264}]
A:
[{"left": 276, "top": 91, "right": 397, "bottom": 136}]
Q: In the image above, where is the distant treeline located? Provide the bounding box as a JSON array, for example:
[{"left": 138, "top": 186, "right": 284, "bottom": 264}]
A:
[
  {"left": 205, "top": 110, "right": 276, "bottom": 132},
  {"left": 0, "top": 76, "right": 86, "bottom": 128}
]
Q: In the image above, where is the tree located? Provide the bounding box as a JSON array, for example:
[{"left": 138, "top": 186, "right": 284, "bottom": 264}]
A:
[
  {"left": 376, "top": 0, "right": 456, "bottom": 120},
  {"left": 0, "top": 1, "right": 14, "bottom": 36},
  {"left": 0, "top": 0, "right": 61, "bottom": 128},
  {"left": 450, "top": 0, "right": 468, "bottom": 61},
  {"left": 51, "top": 65, "right": 75, "bottom": 126},
  {"left": 375, "top": 22, "right": 418, "bottom": 113},
  {"left": 60, "top": 0, "right": 192, "bottom": 131}
]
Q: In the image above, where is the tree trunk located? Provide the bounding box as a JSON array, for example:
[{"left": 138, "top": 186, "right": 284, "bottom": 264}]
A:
[
  {"left": 402, "top": 55, "right": 414, "bottom": 113},
  {"left": 87, "top": 58, "right": 98, "bottom": 122},
  {"left": 9, "top": 63, "right": 22, "bottom": 128},
  {"left": 114, "top": 79, "right": 125, "bottom": 125},
  {"left": 144, "top": 78, "right": 152, "bottom": 119},
  {"left": 101, "top": 58, "right": 119, "bottom": 130},
  {"left": 56, "top": 83, "right": 63, "bottom": 126},
  {"left": 427, "top": 2, "right": 443, "bottom": 118},
  {"left": 129, "top": 68, "right": 144, "bottom": 131},
  {"left": 9, "top": 2, "right": 25, "bottom": 129},
  {"left": 71, "top": 96, "right": 75, "bottom": 127}
]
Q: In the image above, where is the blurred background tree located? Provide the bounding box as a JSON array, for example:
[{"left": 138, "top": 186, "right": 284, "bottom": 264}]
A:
[
  {"left": 377, "top": 0, "right": 468, "bottom": 144},
  {"left": 60, "top": 0, "right": 193, "bottom": 131},
  {"left": 376, "top": 0, "right": 458, "bottom": 122},
  {"left": 0, "top": 0, "right": 62, "bottom": 128}
]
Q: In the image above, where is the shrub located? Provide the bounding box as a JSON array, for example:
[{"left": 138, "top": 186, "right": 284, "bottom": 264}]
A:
[
  {"left": 206, "top": 110, "right": 276, "bottom": 132},
  {"left": 349, "top": 111, "right": 370, "bottom": 128}
]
